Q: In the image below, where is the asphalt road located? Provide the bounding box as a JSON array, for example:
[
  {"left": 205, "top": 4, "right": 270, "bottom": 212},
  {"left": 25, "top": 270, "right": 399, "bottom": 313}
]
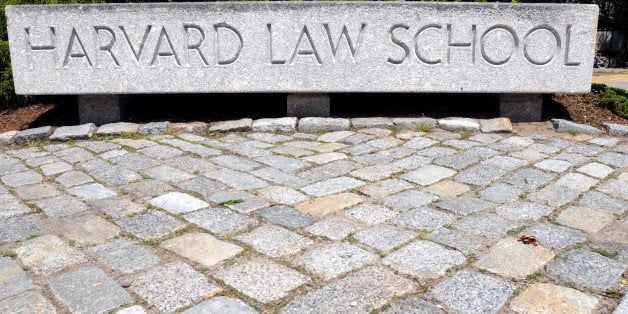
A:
[{"left": 593, "top": 72, "right": 628, "bottom": 90}]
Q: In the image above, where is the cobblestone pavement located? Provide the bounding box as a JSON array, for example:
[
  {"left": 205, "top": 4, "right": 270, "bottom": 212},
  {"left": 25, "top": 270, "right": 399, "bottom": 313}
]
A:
[{"left": 0, "top": 127, "right": 626, "bottom": 313}]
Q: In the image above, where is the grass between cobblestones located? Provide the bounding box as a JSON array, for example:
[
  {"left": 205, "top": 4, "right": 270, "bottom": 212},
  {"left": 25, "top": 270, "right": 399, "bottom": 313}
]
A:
[{"left": 0, "top": 127, "right": 625, "bottom": 312}]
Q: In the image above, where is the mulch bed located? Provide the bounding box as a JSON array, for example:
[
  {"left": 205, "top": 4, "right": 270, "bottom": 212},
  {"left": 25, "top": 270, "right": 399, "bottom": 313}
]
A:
[
  {"left": 553, "top": 91, "right": 628, "bottom": 128},
  {"left": 0, "top": 103, "right": 55, "bottom": 133}
]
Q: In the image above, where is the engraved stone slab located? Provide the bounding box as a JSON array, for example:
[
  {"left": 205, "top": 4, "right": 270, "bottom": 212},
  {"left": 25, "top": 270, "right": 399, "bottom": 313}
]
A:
[{"left": 7, "top": 2, "right": 597, "bottom": 95}]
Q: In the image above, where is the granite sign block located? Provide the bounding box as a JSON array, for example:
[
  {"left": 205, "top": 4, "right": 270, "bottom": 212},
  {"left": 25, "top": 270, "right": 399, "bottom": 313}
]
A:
[{"left": 7, "top": 2, "right": 597, "bottom": 94}]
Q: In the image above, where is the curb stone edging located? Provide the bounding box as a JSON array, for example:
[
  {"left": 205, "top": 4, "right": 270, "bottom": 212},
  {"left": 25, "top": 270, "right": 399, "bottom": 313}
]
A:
[{"left": 0, "top": 116, "right": 626, "bottom": 146}]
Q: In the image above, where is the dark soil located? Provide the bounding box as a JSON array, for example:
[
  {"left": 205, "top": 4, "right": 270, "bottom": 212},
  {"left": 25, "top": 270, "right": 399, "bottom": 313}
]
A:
[{"left": 0, "top": 92, "right": 623, "bottom": 133}]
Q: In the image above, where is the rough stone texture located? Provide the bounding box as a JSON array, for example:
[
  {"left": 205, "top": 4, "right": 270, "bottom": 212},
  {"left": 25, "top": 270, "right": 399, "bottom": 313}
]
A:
[
  {"left": 0, "top": 194, "right": 31, "bottom": 218},
  {"left": 602, "top": 122, "right": 628, "bottom": 136},
  {"left": 287, "top": 94, "right": 330, "bottom": 118},
  {"left": 138, "top": 122, "right": 169, "bottom": 135},
  {"left": 49, "top": 123, "right": 96, "bottom": 141},
  {"left": 495, "top": 201, "right": 553, "bottom": 221},
  {"left": 510, "top": 283, "right": 599, "bottom": 314},
  {"left": 68, "top": 183, "right": 117, "bottom": 200},
  {"left": 298, "top": 117, "right": 350, "bottom": 133},
  {"left": 0, "top": 257, "right": 36, "bottom": 299},
  {"left": 354, "top": 224, "right": 415, "bottom": 252},
  {"left": 183, "top": 297, "right": 257, "bottom": 314},
  {"left": 429, "top": 227, "right": 483, "bottom": 254},
  {"left": 15, "top": 235, "right": 87, "bottom": 275},
  {"left": 89, "top": 196, "right": 145, "bottom": 219},
  {"left": 435, "top": 196, "right": 492, "bottom": 216},
  {"left": 214, "top": 258, "right": 309, "bottom": 303},
  {"left": 393, "top": 117, "right": 436, "bottom": 130},
  {"left": 546, "top": 249, "right": 626, "bottom": 291},
  {"left": 116, "top": 211, "right": 184, "bottom": 240},
  {"left": 453, "top": 213, "right": 519, "bottom": 239},
  {"left": 149, "top": 192, "right": 208, "bottom": 214},
  {"left": 394, "top": 207, "right": 455, "bottom": 231},
  {"left": 252, "top": 118, "right": 297, "bottom": 133},
  {"left": 78, "top": 95, "right": 121, "bottom": 125},
  {"left": 429, "top": 271, "right": 515, "bottom": 314},
  {"left": 401, "top": 164, "right": 456, "bottom": 186},
  {"left": 423, "top": 180, "right": 470, "bottom": 199},
  {"left": 385, "top": 298, "right": 444, "bottom": 314},
  {"left": 183, "top": 208, "right": 255, "bottom": 235},
  {"left": 88, "top": 239, "right": 160, "bottom": 273},
  {"left": 55, "top": 212, "right": 120, "bottom": 246},
  {"left": 208, "top": 118, "right": 253, "bottom": 132},
  {"left": 2, "top": 170, "right": 43, "bottom": 187},
  {"left": 256, "top": 186, "right": 308, "bottom": 205},
  {"left": 12, "top": 126, "right": 52, "bottom": 145},
  {"left": 295, "top": 192, "right": 365, "bottom": 217},
  {"left": 0, "top": 131, "right": 18, "bottom": 145},
  {"left": 384, "top": 241, "right": 465, "bottom": 278},
  {"left": 346, "top": 204, "right": 398, "bottom": 225},
  {"left": 255, "top": 205, "right": 314, "bottom": 229},
  {"left": 475, "top": 238, "right": 555, "bottom": 279},
  {"left": 298, "top": 243, "right": 378, "bottom": 280},
  {"left": 237, "top": 225, "right": 312, "bottom": 257},
  {"left": 577, "top": 162, "right": 613, "bottom": 179},
  {"left": 556, "top": 206, "right": 615, "bottom": 233},
  {"left": 169, "top": 121, "right": 207, "bottom": 133},
  {"left": 437, "top": 118, "right": 480, "bottom": 132},
  {"left": 35, "top": 194, "right": 89, "bottom": 217},
  {"left": 616, "top": 294, "right": 628, "bottom": 314},
  {"left": 208, "top": 190, "right": 269, "bottom": 213},
  {"left": 48, "top": 267, "right": 132, "bottom": 313},
  {"left": 284, "top": 267, "right": 416, "bottom": 313},
  {"left": 499, "top": 94, "right": 543, "bottom": 122},
  {"left": 552, "top": 119, "right": 603, "bottom": 135},
  {"left": 522, "top": 223, "right": 587, "bottom": 249},
  {"left": 479, "top": 118, "right": 512, "bottom": 133},
  {"left": 0, "top": 291, "right": 56, "bottom": 314},
  {"left": 0, "top": 215, "right": 42, "bottom": 242},
  {"left": 352, "top": 117, "right": 394, "bottom": 129},
  {"left": 161, "top": 233, "right": 242, "bottom": 267},
  {"left": 305, "top": 215, "right": 364, "bottom": 240},
  {"left": 381, "top": 190, "right": 438, "bottom": 211},
  {"left": 132, "top": 261, "right": 219, "bottom": 312},
  {"left": 96, "top": 122, "right": 139, "bottom": 135}
]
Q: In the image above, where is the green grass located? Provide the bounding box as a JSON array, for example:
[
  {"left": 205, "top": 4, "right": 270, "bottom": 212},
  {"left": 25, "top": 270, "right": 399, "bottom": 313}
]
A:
[
  {"left": 219, "top": 199, "right": 245, "bottom": 205},
  {"left": 567, "top": 130, "right": 580, "bottom": 136},
  {"left": 459, "top": 131, "right": 471, "bottom": 139},
  {"left": 418, "top": 123, "right": 434, "bottom": 132},
  {"left": 592, "top": 248, "right": 618, "bottom": 258}
]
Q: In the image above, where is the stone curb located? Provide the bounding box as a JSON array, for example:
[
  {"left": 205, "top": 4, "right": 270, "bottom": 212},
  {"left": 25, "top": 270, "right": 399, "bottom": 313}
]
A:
[{"left": 0, "top": 116, "right": 625, "bottom": 146}]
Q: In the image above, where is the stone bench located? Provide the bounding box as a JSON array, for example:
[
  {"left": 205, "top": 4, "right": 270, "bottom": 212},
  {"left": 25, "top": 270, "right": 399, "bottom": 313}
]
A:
[{"left": 6, "top": 2, "right": 598, "bottom": 123}]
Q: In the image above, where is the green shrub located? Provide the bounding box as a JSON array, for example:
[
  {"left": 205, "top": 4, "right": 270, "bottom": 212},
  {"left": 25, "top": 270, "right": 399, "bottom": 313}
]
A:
[
  {"left": 0, "top": 39, "right": 31, "bottom": 109},
  {"left": 597, "top": 84, "right": 628, "bottom": 119}
]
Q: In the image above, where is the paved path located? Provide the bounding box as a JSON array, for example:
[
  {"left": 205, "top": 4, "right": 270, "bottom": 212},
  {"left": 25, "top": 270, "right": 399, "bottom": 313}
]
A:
[
  {"left": 593, "top": 72, "right": 628, "bottom": 90},
  {"left": 0, "top": 128, "right": 626, "bottom": 313}
]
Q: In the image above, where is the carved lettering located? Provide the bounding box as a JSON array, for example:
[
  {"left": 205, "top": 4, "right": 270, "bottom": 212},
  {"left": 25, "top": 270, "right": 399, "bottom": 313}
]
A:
[
  {"left": 151, "top": 26, "right": 181, "bottom": 66},
  {"left": 94, "top": 26, "right": 119, "bottom": 66},
  {"left": 447, "top": 24, "right": 476, "bottom": 64},
  {"left": 267, "top": 23, "right": 286, "bottom": 65},
  {"left": 480, "top": 25, "right": 518, "bottom": 65},
  {"left": 323, "top": 23, "right": 366, "bottom": 60},
  {"left": 290, "top": 25, "right": 322, "bottom": 65},
  {"left": 415, "top": 24, "right": 443, "bottom": 65},
  {"left": 524, "top": 24, "right": 561, "bottom": 65},
  {"left": 63, "top": 27, "right": 92, "bottom": 67},
  {"left": 184, "top": 24, "right": 209, "bottom": 66},
  {"left": 387, "top": 24, "right": 410, "bottom": 65},
  {"left": 24, "top": 27, "right": 56, "bottom": 69},
  {"left": 214, "top": 22, "right": 243, "bottom": 65},
  {"left": 563, "top": 25, "right": 580, "bottom": 66},
  {"left": 120, "top": 25, "right": 152, "bottom": 62}
]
